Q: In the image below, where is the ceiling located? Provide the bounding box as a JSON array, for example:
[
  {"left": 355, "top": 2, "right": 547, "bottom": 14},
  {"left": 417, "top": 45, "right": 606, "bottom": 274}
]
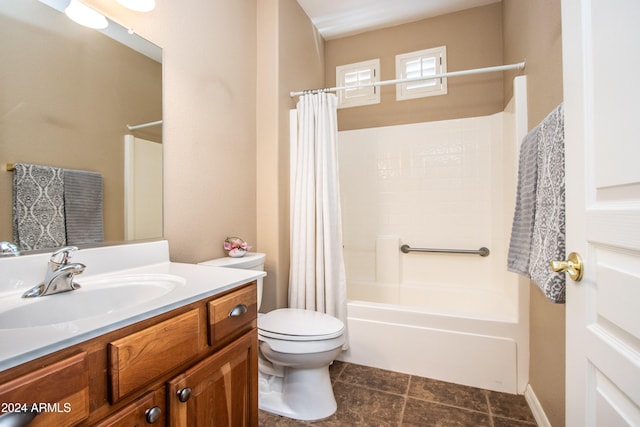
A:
[{"left": 296, "top": 0, "right": 501, "bottom": 40}]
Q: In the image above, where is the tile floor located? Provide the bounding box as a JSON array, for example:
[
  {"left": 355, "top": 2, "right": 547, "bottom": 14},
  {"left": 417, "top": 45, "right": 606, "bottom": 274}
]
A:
[{"left": 258, "top": 361, "right": 537, "bottom": 426}]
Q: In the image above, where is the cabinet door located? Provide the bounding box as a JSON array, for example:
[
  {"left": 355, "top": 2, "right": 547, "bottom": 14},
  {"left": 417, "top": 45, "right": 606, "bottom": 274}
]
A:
[
  {"left": 0, "top": 352, "right": 89, "bottom": 427},
  {"left": 167, "top": 330, "right": 258, "bottom": 427},
  {"left": 94, "top": 390, "right": 165, "bottom": 427}
]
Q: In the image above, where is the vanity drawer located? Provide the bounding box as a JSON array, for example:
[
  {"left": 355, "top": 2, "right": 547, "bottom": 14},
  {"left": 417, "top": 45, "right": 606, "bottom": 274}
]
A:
[
  {"left": 0, "top": 352, "right": 89, "bottom": 427},
  {"left": 108, "top": 309, "right": 201, "bottom": 403},
  {"left": 94, "top": 390, "right": 165, "bottom": 427},
  {"left": 207, "top": 283, "right": 257, "bottom": 345}
]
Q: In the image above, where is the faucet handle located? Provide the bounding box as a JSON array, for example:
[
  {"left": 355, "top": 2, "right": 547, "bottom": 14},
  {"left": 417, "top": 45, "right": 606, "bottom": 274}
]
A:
[
  {"left": 50, "top": 246, "right": 79, "bottom": 266},
  {"left": 0, "top": 241, "right": 20, "bottom": 257}
]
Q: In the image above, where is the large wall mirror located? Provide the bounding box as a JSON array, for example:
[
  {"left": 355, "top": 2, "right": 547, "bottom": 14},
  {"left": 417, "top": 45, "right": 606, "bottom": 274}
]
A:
[{"left": 0, "top": 0, "right": 162, "bottom": 253}]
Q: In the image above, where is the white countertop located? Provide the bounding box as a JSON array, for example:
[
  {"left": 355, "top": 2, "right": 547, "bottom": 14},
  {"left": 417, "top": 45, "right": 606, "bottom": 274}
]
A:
[{"left": 0, "top": 241, "right": 265, "bottom": 371}]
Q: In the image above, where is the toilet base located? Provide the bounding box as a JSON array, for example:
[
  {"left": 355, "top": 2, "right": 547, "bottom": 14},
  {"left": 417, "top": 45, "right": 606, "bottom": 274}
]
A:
[{"left": 259, "top": 365, "right": 337, "bottom": 421}]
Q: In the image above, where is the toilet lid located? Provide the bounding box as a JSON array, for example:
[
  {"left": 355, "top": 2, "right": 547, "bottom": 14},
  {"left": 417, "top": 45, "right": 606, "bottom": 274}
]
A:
[{"left": 258, "top": 308, "right": 344, "bottom": 341}]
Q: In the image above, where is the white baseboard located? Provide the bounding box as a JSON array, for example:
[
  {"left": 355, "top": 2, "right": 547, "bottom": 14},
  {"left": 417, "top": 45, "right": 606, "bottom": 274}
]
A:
[{"left": 524, "top": 384, "right": 552, "bottom": 427}]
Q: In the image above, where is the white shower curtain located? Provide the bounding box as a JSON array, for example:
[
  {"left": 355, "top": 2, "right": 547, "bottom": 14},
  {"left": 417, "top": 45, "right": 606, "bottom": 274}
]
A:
[{"left": 289, "top": 93, "right": 348, "bottom": 341}]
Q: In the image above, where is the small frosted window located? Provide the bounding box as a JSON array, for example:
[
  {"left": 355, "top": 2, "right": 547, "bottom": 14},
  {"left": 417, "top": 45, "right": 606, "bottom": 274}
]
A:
[
  {"left": 336, "top": 59, "right": 380, "bottom": 108},
  {"left": 396, "top": 46, "right": 447, "bottom": 100}
]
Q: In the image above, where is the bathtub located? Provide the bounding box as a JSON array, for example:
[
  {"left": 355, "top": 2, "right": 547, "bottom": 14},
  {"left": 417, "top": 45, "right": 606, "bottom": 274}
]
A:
[
  {"left": 335, "top": 76, "right": 530, "bottom": 394},
  {"left": 338, "top": 281, "right": 526, "bottom": 394}
]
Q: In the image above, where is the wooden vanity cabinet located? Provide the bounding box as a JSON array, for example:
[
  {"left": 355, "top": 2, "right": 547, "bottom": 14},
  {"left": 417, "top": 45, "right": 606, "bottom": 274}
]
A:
[{"left": 0, "top": 281, "right": 258, "bottom": 427}]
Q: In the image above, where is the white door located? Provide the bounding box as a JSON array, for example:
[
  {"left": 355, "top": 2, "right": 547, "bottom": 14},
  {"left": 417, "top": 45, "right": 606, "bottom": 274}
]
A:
[
  {"left": 124, "top": 135, "right": 163, "bottom": 240},
  {"left": 562, "top": 0, "right": 640, "bottom": 425}
]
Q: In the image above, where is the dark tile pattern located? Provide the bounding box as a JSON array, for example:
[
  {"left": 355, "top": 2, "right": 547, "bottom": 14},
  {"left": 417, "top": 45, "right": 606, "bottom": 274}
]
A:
[
  {"left": 340, "top": 362, "right": 410, "bottom": 395},
  {"left": 488, "top": 390, "right": 537, "bottom": 423},
  {"left": 402, "top": 398, "right": 491, "bottom": 427},
  {"left": 258, "top": 362, "right": 537, "bottom": 427},
  {"left": 408, "top": 376, "right": 489, "bottom": 413}
]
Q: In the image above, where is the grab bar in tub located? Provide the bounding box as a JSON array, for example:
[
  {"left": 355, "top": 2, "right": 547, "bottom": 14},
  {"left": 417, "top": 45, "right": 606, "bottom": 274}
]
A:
[{"left": 400, "top": 244, "right": 490, "bottom": 257}]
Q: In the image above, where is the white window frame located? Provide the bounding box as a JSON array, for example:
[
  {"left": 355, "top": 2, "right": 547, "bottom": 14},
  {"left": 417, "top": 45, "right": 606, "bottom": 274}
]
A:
[
  {"left": 395, "top": 46, "right": 447, "bottom": 101},
  {"left": 336, "top": 59, "right": 380, "bottom": 109}
]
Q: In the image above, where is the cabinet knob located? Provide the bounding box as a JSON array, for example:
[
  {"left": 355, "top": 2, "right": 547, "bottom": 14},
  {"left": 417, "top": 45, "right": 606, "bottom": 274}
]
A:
[
  {"left": 145, "top": 406, "right": 162, "bottom": 424},
  {"left": 177, "top": 387, "right": 192, "bottom": 402}
]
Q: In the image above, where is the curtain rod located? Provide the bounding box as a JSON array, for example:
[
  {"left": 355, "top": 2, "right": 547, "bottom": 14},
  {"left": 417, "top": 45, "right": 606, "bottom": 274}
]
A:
[
  {"left": 289, "top": 61, "right": 526, "bottom": 97},
  {"left": 127, "top": 120, "right": 163, "bottom": 131}
]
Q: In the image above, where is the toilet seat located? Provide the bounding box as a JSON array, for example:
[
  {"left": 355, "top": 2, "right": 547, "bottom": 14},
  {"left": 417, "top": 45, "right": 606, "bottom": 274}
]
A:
[{"left": 258, "top": 308, "right": 344, "bottom": 341}]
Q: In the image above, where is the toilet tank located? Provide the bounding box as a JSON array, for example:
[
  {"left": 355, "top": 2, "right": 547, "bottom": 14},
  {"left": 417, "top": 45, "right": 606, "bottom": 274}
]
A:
[{"left": 198, "top": 253, "right": 266, "bottom": 310}]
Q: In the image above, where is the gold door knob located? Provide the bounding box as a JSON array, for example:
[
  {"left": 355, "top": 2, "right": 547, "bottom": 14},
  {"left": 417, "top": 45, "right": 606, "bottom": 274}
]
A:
[{"left": 550, "top": 252, "right": 584, "bottom": 282}]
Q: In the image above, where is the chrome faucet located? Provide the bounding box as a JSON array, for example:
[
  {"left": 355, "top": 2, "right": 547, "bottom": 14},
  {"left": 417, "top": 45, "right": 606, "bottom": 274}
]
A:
[{"left": 22, "top": 246, "right": 86, "bottom": 298}]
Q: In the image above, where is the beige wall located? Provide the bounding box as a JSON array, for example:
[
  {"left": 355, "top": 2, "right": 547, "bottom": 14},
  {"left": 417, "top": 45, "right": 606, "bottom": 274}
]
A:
[
  {"left": 0, "top": 1, "right": 161, "bottom": 246},
  {"left": 503, "top": 1, "right": 565, "bottom": 426},
  {"left": 83, "top": 0, "right": 259, "bottom": 264},
  {"left": 325, "top": 3, "right": 506, "bottom": 131},
  {"left": 257, "top": 0, "right": 325, "bottom": 311}
]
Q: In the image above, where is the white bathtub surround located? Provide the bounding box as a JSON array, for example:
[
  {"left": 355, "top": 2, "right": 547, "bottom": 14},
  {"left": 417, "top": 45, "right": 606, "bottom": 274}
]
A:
[
  {"left": 289, "top": 93, "right": 348, "bottom": 343},
  {"left": 337, "top": 77, "right": 530, "bottom": 394},
  {"left": 375, "top": 235, "right": 400, "bottom": 283},
  {"left": 339, "top": 115, "right": 504, "bottom": 291}
]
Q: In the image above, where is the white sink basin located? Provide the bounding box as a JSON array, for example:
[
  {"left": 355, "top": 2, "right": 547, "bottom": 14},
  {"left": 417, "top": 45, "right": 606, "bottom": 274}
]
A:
[{"left": 0, "top": 274, "right": 185, "bottom": 329}]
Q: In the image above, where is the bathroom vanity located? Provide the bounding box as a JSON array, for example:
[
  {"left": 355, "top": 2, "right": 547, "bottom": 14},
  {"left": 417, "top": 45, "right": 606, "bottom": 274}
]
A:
[{"left": 0, "top": 241, "right": 263, "bottom": 426}]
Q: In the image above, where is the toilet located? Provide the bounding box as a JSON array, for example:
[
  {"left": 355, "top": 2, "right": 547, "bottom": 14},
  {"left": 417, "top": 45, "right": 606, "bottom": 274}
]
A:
[{"left": 199, "top": 253, "right": 345, "bottom": 421}]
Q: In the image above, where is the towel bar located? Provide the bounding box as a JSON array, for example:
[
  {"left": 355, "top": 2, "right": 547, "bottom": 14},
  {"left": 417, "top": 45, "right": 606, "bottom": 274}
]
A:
[{"left": 400, "top": 244, "right": 490, "bottom": 257}]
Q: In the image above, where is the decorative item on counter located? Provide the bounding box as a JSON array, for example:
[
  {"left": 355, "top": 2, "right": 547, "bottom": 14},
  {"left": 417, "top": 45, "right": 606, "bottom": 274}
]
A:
[{"left": 224, "top": 237, "right": 251, "bottom": 258}]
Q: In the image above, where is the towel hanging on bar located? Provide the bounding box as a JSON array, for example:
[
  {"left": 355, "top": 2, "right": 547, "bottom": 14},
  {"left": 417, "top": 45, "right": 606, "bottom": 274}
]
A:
[
  {"left": 507, "top": 103, "right": 566, "bottom": 303},
  {"left": 507, "top": 127, "right": 540, "bottom": 277},
  {"left": 12, "top": 163, "right": 67, "bottom": 250},
  {"left": 63, "top": 169, "right": 104, "bottom": 245},
  {"left": 11, "top": 164, "right": 105, "bottom": 249}
]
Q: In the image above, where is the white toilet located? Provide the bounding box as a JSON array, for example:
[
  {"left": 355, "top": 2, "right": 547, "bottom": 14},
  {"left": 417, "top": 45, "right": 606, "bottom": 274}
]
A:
[{"left": 199, "top": 253, "right": 345, "bottom": 421}]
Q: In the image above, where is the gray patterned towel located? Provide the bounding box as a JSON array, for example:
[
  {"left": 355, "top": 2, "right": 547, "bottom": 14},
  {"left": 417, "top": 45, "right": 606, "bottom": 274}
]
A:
[
  {"left": 12, "top": 163, "right": 67, "bottom": 250},
  {"left": 63, "top": 169, "right": 104, "bottom": 245},
  {"left": 507, "top": 126, "right": 539, "bottom": 277},
  {"left": 529, "top": 104, "right": 565, "bottom": 303},
  {"left": 507, "top": 104, "right": 566, "bottom": 303}
]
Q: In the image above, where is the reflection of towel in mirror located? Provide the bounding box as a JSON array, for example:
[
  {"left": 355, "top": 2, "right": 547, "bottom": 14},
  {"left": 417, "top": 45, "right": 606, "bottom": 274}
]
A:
[
  {"left": 64, "top": 169, "right": 104, "bottom": 245},
  {"left": 12, "top": 163, "right": 67, "bottom": 250},
  {"left": 508, "top": 104, "right": 566, "bottom": 303}
]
